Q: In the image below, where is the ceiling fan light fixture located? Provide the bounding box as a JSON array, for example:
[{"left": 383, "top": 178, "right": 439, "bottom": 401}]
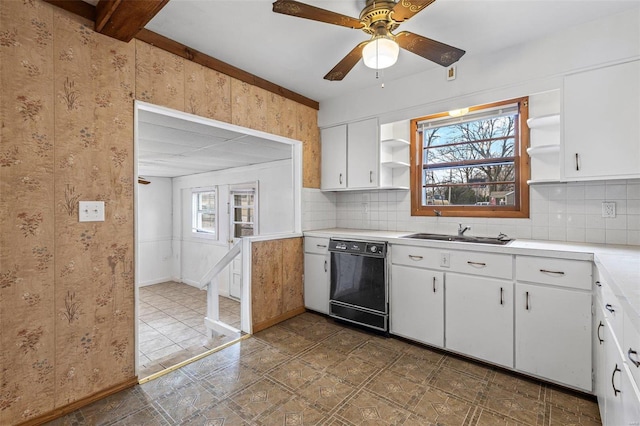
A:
[{"left": 362, "top": 36, "right": 399, "bottom": 70}]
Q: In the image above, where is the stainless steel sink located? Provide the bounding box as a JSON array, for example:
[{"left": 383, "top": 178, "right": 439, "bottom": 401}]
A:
[{"left": 401, "top": 233, "right": 512, "bottom": 245}]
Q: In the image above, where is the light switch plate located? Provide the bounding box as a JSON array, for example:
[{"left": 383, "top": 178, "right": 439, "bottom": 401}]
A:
[
  {"left": 79, "top": 201, "right": 105, "bottom": 222},
  {"left": 602, "top": 202, "right": 616, "bottom": 218}
]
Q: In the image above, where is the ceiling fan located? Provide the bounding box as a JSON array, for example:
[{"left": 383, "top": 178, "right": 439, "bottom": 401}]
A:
[{"left": 272, "top": 0, "right": 466, "bottom": 81}]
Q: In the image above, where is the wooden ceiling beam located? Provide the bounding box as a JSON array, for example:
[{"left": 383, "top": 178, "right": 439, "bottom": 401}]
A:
[
  {"left": 136, "top": 29, "right": 320, "bottom": 110},
  {"left": 94, "top": 0, "right": 169, "bottom": 42},
  {"left": 41, "top": 0, "right": 320, "bottom": 110}
]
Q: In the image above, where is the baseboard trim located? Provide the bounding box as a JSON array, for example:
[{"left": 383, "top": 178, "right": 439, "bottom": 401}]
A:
[
  {"left": 18, "top": 377, "right": 138, "bottom": 426},
  {"left": 252, "top": 306, "right": 306, "bottom": 333}
]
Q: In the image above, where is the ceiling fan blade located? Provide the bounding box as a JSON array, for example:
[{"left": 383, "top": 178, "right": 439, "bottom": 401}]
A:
[
  {"left": 395, "top": 31, "right": 465, "bottom": 67},
  {"left": 324, "top": 41, "right": 369, "bottom": 81},
  {"left": 272, "top": 0, "right": 364, "bottom": 29},
  {"left": 391, "top": 0, "right": 436, "bottom": 22}
]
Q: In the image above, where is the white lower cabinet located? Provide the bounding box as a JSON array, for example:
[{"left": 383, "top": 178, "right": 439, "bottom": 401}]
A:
[
  {"left": 595, "top": 276, "right": 640, "bottom": 425},
  {"left": 445, "top": 273, "right": 513, "bottom": 368},
  {"left": 390, "top": 264, "right": 444, "bottom": 347},
  {"left": 515, "top": 283, "right": 592, "bottom": 391},
  {"left": 303, "top": 237, "right": 330, "bottom": 314}
]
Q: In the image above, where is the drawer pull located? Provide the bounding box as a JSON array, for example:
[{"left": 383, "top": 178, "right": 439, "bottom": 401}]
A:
[
  {"left": 408, "top": 255, "right": 423, "bottom": 261},
  {"left": 605, "top": 304, "right": 615, "bottom": 314},
  {"left": 525, "top": 291, "right": 530, "bottom": 310},
  {"left": 316, "top": 244, "right": 327, "bottom": 248},
  {"left": 467, "top": 261, "right": 486, "bottom": 267},
  {"left": 324, "top": 260, "right": 328, "bottom": 273},
  {"left": 433, "top": 276, "right": 436, "bottom": 293},
  {"left": 628, "top": 349, "right": 640, "bottom": 368},
  {"left": 500, "top": 287, "right": 504, "bottom": 305},
  {"left": 612, "top": 364, "right": 621, "bottom": 396},
  {"left": 540, "top": 269, "right": 565, "bottom": 276},
  {"left": 597, "top": 321, "right": 604, "bottom": 344}
]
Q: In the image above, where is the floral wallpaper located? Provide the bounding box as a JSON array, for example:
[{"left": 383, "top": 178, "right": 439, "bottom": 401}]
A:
[{"left": 0, "top": 0, "right": 319, "bottom": 424}]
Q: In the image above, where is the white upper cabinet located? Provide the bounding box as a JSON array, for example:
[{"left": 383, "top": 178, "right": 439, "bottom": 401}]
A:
[
  {"left": 347, "top": 118, "right": 379, "bottom": 189},
  {"left": 320, "top": 118, "right": 379, "bottom": 190},
  {"left": 320, "top": 125, "right": 347, "bottom": 190},
  {"left": 563, "top": 60, "right": 640, "bottom": 180}
]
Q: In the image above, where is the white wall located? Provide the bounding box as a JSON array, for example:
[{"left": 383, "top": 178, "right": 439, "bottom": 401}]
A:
[
  {"left": 318, "top": 7, "right": 640, "bottom": 127},
  {"left": 172, "top": 160, "right": 295, "bottom": 292},
  {"left": 137, "top": 177, "right": 173, "bottom": 286}
]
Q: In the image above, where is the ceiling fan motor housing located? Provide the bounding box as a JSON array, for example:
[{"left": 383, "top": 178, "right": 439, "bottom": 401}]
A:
[{"left": 360, "top": 0, "right": 400, "bottom": 34}]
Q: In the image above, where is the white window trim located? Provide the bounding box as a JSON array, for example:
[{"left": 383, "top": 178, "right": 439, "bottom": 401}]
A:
[{"left": 192, "top": 186, "right": 218, "bottom": 240}]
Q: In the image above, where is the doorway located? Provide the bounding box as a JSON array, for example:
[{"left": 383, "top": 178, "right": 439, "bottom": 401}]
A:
[{"left": 134, "top": 101, "right": 302, "bottom": 379}]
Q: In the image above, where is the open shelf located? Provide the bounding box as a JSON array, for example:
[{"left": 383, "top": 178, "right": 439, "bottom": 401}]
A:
[
  {"left": 527, "top": 144, "right": 560, "bottom": 156},
  {"left": 381, "top": 161, "right": 410, "bottom": 169},
  {"left": 381, "top": 138, "right": 410, "bottom": 148},
  {"left": 527, "top": 114, "right": 560, "bottom": 129}
]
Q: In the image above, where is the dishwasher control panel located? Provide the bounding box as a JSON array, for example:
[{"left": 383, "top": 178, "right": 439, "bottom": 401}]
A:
[{"left": 328, "top": 239, "right": 387, "bottom": 257}]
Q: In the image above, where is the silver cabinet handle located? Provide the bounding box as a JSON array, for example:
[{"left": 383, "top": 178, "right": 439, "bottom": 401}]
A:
[
  {"left": 369, "top": 171, "right": 373, "bottom": 183},
  {"left": 432, "top": 276, "right": 436, "bottom": 293},
  {"left": 467, "top": 261, "right": 486, "bottom": 267},
  {"left": 324, "top": 260, "right": 327, "bottom": 273},
  {"left": 628, "top": 348, "right": 640, "bottom": 368},
  {"left": 606, "top": 303, "right": 615, "bottom": 314},
  {"left": 540, "top": 269, "right": 565, "bottom": 275},
  {"left": 339, "top": 173, "right": 343, "bottom": 185},
  {"left": 575, "top": 153, "right": 580, "bottom": 171},
  {"left": 500, "top": 287, "right": 504, "bottom": 305},
  {"left": 525, "top": 291, "right": 530, "bottom": 310},
  {"left": 596, "top": 280, "right": 601, "bottom": 287},
  {"left": 408, "top": 255, "right": 423, "bottom": 261}
]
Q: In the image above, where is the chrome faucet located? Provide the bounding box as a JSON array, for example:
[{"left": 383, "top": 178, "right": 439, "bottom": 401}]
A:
[{"left": 458, "top": 223, "right": 471, "bottom": 236}]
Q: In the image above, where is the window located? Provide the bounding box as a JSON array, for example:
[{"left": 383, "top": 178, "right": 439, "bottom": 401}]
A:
[
  {"left": 192, "top": 189, "right": 217, "bottom": 237},
  {"left": 230, "top": 187, "right": 257, "bottom": 238},
  {"left": 410, "top": 97, "right": 530, "bottom": 218}
]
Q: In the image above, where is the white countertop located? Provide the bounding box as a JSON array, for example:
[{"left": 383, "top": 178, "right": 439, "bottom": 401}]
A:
[{"left": 304, "top": 228, "right": 640, "bottom": 332}]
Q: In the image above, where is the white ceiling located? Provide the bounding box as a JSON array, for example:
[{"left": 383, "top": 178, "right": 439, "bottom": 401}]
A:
[
  {"left": 143, "top": 0, "right": 639, "bottom": 103},
  {"left": 138, "top": 109, "right": 292, "bottom": 177}
]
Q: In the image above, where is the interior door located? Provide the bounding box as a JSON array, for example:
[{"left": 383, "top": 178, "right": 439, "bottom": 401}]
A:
[{"left": 228, "top": 183, "right": 258, "bottom": 299}]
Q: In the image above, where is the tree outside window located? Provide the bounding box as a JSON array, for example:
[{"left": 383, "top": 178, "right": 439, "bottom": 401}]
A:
[{"left": 411, "top": 98, "right": 530, "bottom": 218}]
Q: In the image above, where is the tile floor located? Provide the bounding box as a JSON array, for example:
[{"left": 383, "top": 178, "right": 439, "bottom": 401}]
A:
[
  {"left": 139, "top": 281, "right": 241, "bottom": 378},
  {"left": 47, "top": 312, "right": 601, "bottom": 425}
]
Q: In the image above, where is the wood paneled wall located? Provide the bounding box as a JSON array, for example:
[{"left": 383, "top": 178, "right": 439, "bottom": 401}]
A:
[
  {"left": 251, "top": 237, "right": 305, "bottom": 333},
  {"left": 0, "top": 1, "right": 318, "bottom": 424}
]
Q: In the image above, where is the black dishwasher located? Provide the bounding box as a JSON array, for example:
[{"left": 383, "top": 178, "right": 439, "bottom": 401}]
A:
[{"left": 328, "top": 238, "right": 388, "bottom": 332}]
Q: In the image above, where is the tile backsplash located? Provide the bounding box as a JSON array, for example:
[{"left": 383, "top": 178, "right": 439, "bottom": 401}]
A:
[{"left": 303, "top": 179, "right": 640, "bottom": 246}]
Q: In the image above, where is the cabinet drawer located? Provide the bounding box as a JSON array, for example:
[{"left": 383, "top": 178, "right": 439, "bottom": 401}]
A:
[
  {"left": 515, "top": 256, "right": 591, "bottom": 290},
  {"left": 304, "top": 237, "right": 329, "bottom": 255},
  {"left": 624, "top": 311, "right": 640, "bottom": 389},
  {"left": 601, "top": 279, "right": 624, "bottom": 343},
  {"left": 391, "top": 244, "right": 441, "bottom": 269},
  {"left": 449, "top": 251, "right": 513, "bottom": 279}
]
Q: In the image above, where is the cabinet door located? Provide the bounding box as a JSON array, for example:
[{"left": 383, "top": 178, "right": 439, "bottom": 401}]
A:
[
  {"left": 515, "top": 283, "right": 592, "bottom": 391},
  {"left": 446, "top": 273, "right": 513, "bottom": 367},
  {"left": 303, "top": 253, "right": 330, "bottom": 314},
  {"left": 563, "top": 60, "right": 640, "bottom": 180},
  {"left": 595, "top": 302, "right": 607, "bottom": 412},
  {"left": 320, "top": 125, "right": 347, "bottom": 190},
  {"left": 390, "top": 265, "right": 444, "bottom": 347},
  {"left": 347, "top": 118, "right": 379, "bottom": 188}
]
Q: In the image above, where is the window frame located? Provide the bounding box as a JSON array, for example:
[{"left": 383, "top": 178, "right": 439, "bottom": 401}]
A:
[
  {"left": 410, "top": 97, "right": 530, "bottom": 218},
  {"left": 191, "top": 187, "right": 218, "bottom": 239}
]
